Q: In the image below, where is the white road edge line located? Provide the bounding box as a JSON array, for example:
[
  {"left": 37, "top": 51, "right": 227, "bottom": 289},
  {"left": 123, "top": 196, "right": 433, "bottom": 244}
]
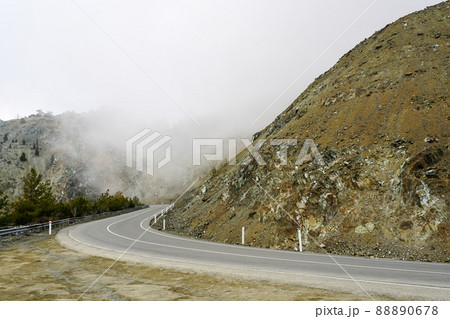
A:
[
  {"left": 74, "top": 207, "right": 162, "bottom": 300},
  {"left": 66, "top": 207, "right": 450, "bottom": 291},
  {"left": 66, "top": 222, "right": 450, "bottom": 292},
  {"left": 64, "top": 206, "right": 450, "bottom": 292},
  {"left": 136, "top": 217, "right": 450, "bottom": 276},
  {"left": 141, "top": 208, "right": 449, "bottom": 269}
]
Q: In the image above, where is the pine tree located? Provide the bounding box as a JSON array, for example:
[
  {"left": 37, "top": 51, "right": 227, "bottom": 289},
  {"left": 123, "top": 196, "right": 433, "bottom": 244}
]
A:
[
  {"left": 22, "top": 169, "right": 53, "bottom": 205},
  {"left": 0, "top": 190, "right": 10, "bottom": 227},
  {"left": 34, "top": 138, "right": 40, "bottom": 156},
  {"left": 0, "top": 190, "right": 8, "bottom": 212},
  {"left": 11, "top": 168, "right": 56, "bottom": 224},
  {"left": 19, "top": 152, "right": 27, "bottom": 162}
]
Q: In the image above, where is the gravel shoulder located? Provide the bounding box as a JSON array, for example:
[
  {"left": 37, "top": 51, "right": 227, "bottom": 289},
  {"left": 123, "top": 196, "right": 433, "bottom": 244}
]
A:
[{"left": 0, "top": 232, "right": 371, "bottom": 301}]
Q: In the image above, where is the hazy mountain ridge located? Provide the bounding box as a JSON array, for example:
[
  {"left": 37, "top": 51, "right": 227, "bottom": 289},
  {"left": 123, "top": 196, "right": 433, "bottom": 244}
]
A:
[
  {"left": 0, "top": 114, "right": 98, "bottom": 201},
  {"left": 0, "top": 112, "right": 204, "bottom": 204},
  {"left": 162, "top": 2, "right": 449, "bottom": 262}
]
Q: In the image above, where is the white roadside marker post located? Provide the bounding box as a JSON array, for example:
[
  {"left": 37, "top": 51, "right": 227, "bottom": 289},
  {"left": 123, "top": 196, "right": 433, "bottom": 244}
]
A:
[
  {"left": 49, "top": 221, "right": 52, "bottom": 235},
  {"left": 298, "top": 229, "right": 302, "bottom": 252},
  {"left": 154, "top": 215, "right": 157, "bottom": 224},
  {"left": 242, "top": 227, "right": 245, "bottom": 245},
  {"left": 163, "top": 219, "right": 166, "bottom": 230}
]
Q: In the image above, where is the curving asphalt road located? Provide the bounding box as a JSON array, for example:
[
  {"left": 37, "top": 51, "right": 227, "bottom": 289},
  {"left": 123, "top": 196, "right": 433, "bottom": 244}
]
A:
[{"left": 57, "top": 205, "right": 450, "bottom": 300}]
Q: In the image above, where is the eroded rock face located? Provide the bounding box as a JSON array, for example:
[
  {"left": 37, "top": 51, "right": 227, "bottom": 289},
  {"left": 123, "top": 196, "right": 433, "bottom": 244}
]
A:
[{"left": 163, "top": 2, "right": 450, "bottom": 262}]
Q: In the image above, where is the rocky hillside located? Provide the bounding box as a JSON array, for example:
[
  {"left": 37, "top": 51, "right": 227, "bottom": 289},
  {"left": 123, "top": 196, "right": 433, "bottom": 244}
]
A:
[
  {"left": 161, "top": 2, "right": 449, "bottom": 262},
  {"left": 0, "top": 114, "right": 98, "bottom": 201},
  {"left": 0, "top": 112, "right": 201, "bottom": 204}
]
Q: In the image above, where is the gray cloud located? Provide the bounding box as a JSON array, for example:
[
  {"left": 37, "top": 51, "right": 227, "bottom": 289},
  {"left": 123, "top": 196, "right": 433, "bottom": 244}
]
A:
[{"left": 0, "top": 0, "right": 442, "bottom": 137}]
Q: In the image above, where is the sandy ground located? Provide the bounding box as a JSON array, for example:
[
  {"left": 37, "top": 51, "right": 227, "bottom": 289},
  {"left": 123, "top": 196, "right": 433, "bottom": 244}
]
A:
[{"left": 0, "top": 233, "right": 373, "bottom": 301}]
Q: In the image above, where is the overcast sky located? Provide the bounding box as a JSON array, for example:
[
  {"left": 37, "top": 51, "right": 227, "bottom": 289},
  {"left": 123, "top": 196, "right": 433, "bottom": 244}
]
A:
[{"left": 0, "top": 0, "right": 443, "bottom": 135}]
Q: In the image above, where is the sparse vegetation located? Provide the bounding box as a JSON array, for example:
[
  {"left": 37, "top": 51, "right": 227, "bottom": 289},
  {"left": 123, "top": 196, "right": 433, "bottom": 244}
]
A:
[
  {"left": 1, "top": 168, "right": 142, "bottom": 227},
  {"left": 93, "top": 190, "right": 137, "bottom": 213},
  {"left": 0, "top": 190, "right": 10, "bottom": 227},
  {"left": 69, "top": 195, "right": 93, "bottom": 217}
]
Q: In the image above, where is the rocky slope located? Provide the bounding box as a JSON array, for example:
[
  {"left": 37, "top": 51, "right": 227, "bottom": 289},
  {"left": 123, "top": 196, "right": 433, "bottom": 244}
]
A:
[
  {"left": 0, "top": 113, "right": 201, "bottom": 204},
  {"left": 0, "top": 114, "right": 98, "bottom": 201},
  {"left": 161, "top": 2, "right": 450, "bottom": 262}
]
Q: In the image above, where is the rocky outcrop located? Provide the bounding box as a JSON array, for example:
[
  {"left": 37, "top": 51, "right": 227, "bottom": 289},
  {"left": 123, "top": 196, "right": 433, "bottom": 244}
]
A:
[{"left": 162, "top": 2, "right": 449, "bottom": 262}]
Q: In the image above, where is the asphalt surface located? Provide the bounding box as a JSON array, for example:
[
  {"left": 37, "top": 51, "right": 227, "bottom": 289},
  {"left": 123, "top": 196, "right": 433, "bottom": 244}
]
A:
[{"left": 59, "top": 205, "right": 450, "bottom": 300}]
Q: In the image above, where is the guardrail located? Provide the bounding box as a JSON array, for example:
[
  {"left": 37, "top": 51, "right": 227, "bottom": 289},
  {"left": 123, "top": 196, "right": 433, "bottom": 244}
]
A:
[
  {"left": 0, "top": 205, "right": 149, "bottom": 241},
  {"left": 149, "top": 203, "right": 174, "bottom": 227}
]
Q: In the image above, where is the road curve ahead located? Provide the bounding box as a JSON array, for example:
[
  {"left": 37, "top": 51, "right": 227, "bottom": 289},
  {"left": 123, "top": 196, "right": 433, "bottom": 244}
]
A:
[{"left": 57, "top": 206, "right": 450, "bottom": 300}]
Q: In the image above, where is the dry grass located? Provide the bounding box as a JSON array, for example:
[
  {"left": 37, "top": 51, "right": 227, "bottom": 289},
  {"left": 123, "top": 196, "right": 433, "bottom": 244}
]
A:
[{"left": 0, "top": 234, "right": 369, "bottom": 301}]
